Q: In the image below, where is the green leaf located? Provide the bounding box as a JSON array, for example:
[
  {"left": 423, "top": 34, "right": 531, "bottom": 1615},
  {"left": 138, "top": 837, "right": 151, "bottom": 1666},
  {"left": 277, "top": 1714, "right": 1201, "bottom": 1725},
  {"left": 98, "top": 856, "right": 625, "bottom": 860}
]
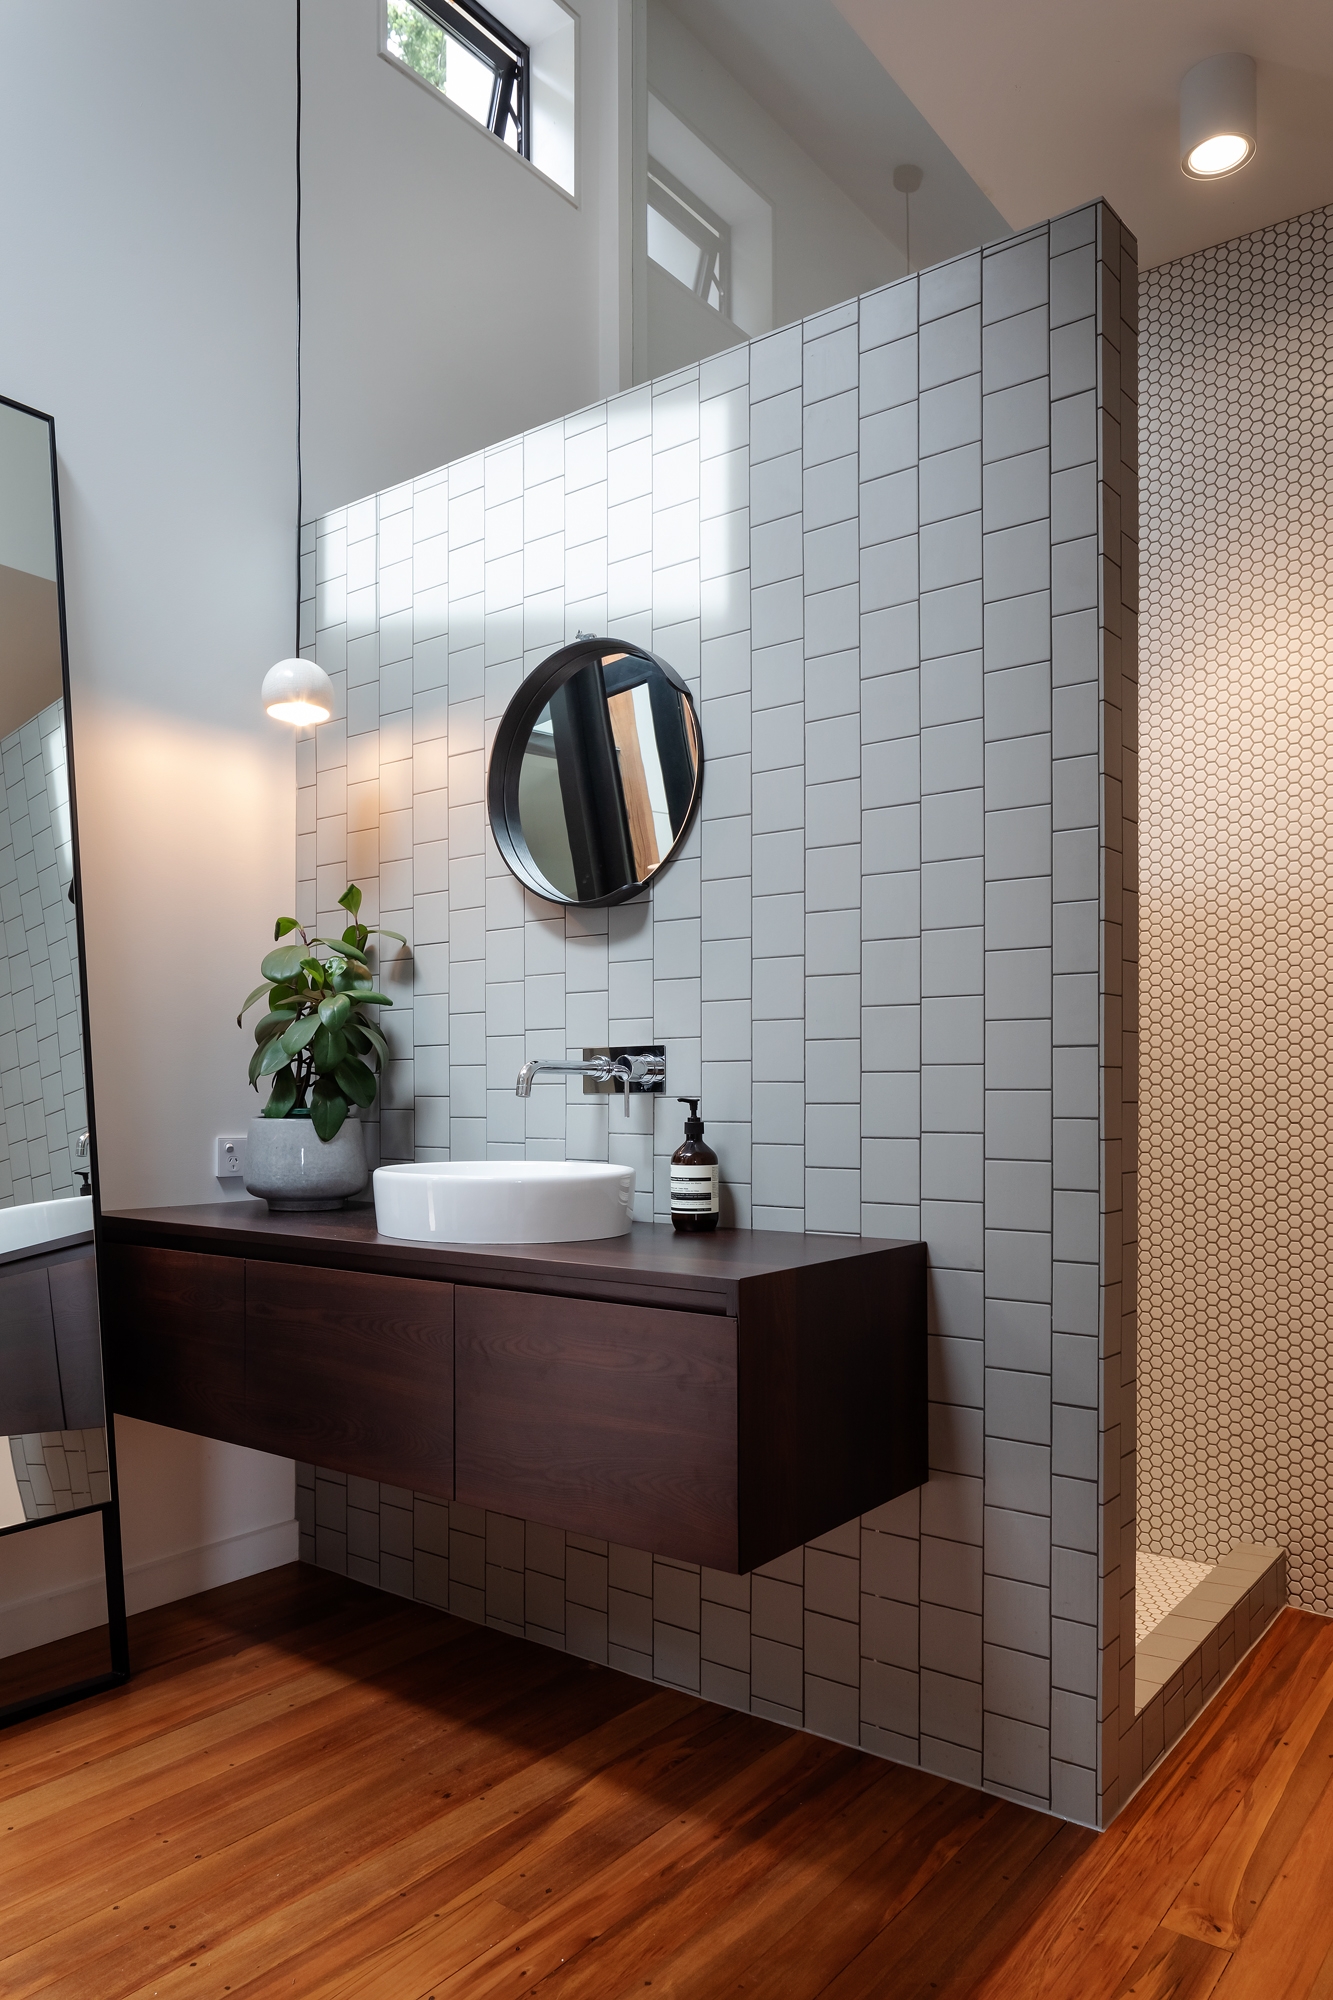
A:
[
  {"left": 309, "top": 1082, "right": 348, "bottom": 1141},
  {"left": 335, "top": 1057, "right": 377, "bottom": 1108},
  {"left": 298, "top": 956, "right": 326, "bottom": 988},
  {"left": 264, "top": 1067, "right": 299, "bottom": 1118},
  {"left": 311, "top": 1024, "right": 348, "bottom": 1072},
  {"left": 338, "top": 883, "right": 363, "bottom": 919},
  {"left": 280, "top": 1013, "right": 322, "bottom": 1058},
  {"left": 318, "top": 993, "right": 352, "bottom": 1031},
  {"left": 346, "top": 989, "right": 392, "bottom": 1008},
  {"left": 254, "top": 1011, "right": 293, "bottom": 1046},
  {"left": 370, "top": 926, "right": 407, "bottom": 946},
  {"left": 236, "top": 982, "right": 272, "bottom": 1027},
  {"left": 354, "top": 1019, "right": 389, "bottom": 1068},
  {"left": 248, "top": 1043, "right": 267, "bottom": 1087},
  {"left": 258, "top": 1035, "right": 293, "bottom": 1078},
  {"left": 273, "top": 916, "right": 301, "bottom": 941},
  {"left": 260, "top": 943, "right": 308, "bottom": 984},
  {"left": 313, "top": 937, "right": 370, "bottom": 965},
  {"left": 343, "top": 1022, "right": 369, "bottom": 1054}
]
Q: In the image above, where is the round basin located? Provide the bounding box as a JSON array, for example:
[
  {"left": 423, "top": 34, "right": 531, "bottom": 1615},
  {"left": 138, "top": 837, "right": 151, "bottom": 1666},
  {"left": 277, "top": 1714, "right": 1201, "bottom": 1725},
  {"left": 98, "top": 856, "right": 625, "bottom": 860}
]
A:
[{"left": 373, "top": 1160, "right": 635, "bottom": 1245}]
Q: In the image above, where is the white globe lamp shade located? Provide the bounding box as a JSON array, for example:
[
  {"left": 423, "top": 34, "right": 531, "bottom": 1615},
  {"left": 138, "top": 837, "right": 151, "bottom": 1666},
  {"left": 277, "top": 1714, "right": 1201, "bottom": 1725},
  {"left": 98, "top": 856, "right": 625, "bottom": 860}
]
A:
[
  {"left": 262, "top": 657, "right": 334, "bottom": 726},
  {"left": 1180, "top": 53, "right": 1256, "bottom": 178}
]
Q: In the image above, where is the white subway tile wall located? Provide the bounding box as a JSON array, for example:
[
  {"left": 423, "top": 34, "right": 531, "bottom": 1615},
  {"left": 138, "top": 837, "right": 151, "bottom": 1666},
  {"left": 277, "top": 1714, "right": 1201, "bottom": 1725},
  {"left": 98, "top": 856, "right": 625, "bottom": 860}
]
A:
[
  {"left": 0, "top": 700, "right": 85, "bottom": 1207},
  {"left": 7, "top": 1426, "right": 110, "bottom": 1520},
  {"left": 294, "top": 203, "right": 1136, "bottom": 1828}
]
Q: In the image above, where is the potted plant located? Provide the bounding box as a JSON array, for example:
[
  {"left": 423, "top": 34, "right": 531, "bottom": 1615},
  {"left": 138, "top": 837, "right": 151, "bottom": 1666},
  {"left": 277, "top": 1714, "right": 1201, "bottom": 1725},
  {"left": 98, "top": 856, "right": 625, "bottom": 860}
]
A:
[{"left": 236, "top": 884, "right": 402, "bottom": 1210}]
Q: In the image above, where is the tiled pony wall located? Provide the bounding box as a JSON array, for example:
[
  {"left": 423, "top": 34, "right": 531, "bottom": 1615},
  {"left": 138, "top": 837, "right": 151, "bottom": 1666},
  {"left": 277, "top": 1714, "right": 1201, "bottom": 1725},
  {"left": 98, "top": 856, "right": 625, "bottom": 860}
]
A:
[
  {"left": 294, "top": 202, "right": 1139, "bottom": 1828},
  {"left": 1139, "top": 207, "right": 1331, "bottom": 1614},
  {"left": 0, "top": 698, "right": 85, "bottom": 1207}
]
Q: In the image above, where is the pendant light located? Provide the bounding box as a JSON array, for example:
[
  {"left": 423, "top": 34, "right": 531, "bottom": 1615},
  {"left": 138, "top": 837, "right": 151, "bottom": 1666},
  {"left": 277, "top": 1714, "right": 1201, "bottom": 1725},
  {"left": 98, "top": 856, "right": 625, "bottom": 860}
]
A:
[
  {"left": 1180, "top": 53, "right": 1257, "bottom": 179},
  {"left": 262, "top": 655, "right": 333, "bottom": 725},
  {"left": 265, "top": 0, "right": 331, "bottom": 728}
]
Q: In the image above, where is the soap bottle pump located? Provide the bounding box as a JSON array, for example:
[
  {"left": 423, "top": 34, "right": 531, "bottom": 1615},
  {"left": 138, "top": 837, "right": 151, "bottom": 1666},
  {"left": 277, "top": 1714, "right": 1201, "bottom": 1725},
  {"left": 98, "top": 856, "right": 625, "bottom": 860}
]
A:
[{"left": 671, "top": 1098, "right": 719, "bottom": 1233}]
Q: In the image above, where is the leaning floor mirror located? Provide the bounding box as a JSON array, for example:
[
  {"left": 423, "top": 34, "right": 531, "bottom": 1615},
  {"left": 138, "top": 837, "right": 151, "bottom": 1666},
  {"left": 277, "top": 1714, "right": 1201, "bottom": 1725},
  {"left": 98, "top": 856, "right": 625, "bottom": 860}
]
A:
[{"left": 0, "top": 392, "right": 128, "bottom": 1721}]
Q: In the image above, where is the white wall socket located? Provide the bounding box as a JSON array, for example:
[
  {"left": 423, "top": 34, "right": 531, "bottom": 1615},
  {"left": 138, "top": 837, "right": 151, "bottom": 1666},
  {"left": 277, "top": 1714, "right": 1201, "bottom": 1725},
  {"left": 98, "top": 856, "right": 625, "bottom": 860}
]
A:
[{"left": 215, "top": 1134, "right": 247, "bottom": 1179}]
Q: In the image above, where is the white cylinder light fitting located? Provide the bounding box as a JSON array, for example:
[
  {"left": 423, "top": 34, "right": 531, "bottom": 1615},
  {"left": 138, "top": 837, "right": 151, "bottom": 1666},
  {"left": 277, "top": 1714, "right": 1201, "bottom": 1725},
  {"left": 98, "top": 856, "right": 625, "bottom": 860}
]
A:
[
  {"left": 261, "top": 656, "right": 334, "bottom": 726},
  {"left": 1180, "top": 53, "right": 1257, "bottom": 178}
]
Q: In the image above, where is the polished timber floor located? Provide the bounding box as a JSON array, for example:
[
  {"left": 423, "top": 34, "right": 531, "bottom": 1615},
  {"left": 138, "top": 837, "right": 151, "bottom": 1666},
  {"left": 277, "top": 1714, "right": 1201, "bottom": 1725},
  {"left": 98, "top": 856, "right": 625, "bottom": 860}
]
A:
[{"left": 3, "top": 1567, "right": 1333, "bottom": 1999}]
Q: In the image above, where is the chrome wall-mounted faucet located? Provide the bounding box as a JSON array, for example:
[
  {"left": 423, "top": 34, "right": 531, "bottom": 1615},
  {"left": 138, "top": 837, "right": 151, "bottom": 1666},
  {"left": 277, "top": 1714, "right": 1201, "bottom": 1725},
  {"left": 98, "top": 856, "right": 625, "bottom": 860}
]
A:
[{"left": 515, "top": 1048, "right": 666, "bottom": 1117}]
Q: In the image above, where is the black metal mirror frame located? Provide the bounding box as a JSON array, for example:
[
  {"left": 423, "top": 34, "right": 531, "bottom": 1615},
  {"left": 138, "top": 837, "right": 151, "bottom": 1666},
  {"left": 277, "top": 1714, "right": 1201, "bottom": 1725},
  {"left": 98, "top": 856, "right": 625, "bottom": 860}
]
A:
[
  {"left": 487, "top": 635, "right": 704, "bottom": 908},
  {"left": 0, "top": 392, "right": 130, "bottom": 1728}
]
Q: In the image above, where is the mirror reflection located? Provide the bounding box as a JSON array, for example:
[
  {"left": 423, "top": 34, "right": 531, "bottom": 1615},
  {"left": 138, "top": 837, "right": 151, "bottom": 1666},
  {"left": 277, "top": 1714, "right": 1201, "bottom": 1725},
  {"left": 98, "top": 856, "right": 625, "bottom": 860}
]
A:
[
  {"left": 508, "top": 646, "right": 701, "bottom": 905},
  {"left": 0, "top": 396, "right": 104, "bottom": 1532}
]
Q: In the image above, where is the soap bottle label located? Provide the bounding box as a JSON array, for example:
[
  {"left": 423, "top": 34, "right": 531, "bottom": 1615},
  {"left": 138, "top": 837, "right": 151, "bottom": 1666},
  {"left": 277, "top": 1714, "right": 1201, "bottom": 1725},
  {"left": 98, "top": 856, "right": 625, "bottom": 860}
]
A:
[{"left": 671, "top": 1163, "right": 719, "bottom": 1215}]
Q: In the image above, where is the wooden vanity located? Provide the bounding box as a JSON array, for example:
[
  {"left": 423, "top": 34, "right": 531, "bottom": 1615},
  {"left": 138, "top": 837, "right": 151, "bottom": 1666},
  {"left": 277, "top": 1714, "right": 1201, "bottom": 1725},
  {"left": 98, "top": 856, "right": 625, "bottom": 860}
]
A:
[{"left": 100, "top": 1204, "right": 926, "bottom": 1574}]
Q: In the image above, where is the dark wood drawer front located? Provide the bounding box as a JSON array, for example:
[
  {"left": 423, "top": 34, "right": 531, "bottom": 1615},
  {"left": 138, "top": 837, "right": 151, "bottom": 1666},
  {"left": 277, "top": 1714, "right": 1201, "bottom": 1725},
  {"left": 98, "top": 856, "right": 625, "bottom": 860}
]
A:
[
  {"left": 245, "top": 1261, "right": 454, "bottom": 1496},
  {"left": 0, "top": 1263, "right": 64, "bottom": 1433},
  {"left": 49, "top": 1248, "right": 105, "bottom": 1429},
  {"left": 455, "top": 1285, "right": 738, "bottom": 1571},
  {"left": 102, "top": 1244, "right": 246, "bottom": 1442}
]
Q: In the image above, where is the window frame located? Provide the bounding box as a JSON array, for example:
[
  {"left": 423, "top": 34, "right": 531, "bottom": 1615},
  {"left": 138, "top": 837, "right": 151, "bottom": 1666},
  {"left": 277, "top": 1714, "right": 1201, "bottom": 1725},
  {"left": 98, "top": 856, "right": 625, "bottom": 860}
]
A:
[
  {"left": 384, "top": 0, "right": 532, "bottom": 160},
  {"left": 646, "top": 157, "right": 733, "bottom": 322}
]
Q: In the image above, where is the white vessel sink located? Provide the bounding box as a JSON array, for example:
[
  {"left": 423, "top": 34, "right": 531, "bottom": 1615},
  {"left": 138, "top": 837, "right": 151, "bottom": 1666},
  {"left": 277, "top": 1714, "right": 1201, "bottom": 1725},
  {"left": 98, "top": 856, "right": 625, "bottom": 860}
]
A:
[
  {"left": 373, "top": 1160, "right": 635, "bottom": 1245},
  {"left": 0, "top": 1194, "right": 93, "bottom": 1265}
]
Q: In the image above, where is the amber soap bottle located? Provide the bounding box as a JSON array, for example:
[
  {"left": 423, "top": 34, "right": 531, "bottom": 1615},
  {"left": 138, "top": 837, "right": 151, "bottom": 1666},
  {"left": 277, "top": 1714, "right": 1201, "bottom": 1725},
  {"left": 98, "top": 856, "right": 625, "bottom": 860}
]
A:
[{"left": 671, "top": 1097, "right": 719, "bottom": 1232}]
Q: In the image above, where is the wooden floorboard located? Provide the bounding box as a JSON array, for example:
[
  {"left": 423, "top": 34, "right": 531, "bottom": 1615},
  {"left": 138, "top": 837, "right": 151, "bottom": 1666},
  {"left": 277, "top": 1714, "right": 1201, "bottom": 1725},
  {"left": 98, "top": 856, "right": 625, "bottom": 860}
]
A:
[{"left": 1, "top": 1567, "right": 1331, "bottom": 2000}]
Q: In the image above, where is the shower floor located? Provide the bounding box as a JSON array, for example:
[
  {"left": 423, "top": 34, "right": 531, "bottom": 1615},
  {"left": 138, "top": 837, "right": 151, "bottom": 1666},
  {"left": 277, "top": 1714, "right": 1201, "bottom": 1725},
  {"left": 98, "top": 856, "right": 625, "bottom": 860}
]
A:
[{"left": 1136, "top": 1550, "right": 1215, "bottom": 1642}]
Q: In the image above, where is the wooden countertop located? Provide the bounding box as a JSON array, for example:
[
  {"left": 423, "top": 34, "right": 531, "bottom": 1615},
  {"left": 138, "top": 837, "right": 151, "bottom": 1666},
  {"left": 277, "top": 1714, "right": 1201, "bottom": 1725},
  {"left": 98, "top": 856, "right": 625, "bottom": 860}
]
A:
[{"left": 101, "top": 1201, "right": 919, "bottom": 1316}]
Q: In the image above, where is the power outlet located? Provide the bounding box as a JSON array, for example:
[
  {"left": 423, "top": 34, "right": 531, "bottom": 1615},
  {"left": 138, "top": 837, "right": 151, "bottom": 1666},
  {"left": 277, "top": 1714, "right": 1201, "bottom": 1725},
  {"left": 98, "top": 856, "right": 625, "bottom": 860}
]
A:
[{"left": 215, "top": 1134, "right": 247, "bottom": 1180}]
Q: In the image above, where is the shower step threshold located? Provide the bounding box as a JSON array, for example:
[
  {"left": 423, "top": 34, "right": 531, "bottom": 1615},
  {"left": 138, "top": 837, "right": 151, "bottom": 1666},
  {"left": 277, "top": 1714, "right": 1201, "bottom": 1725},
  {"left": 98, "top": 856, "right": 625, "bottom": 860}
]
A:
[{"left": 1134, "top": 1541, "right": 1285, "bottom": 1723}]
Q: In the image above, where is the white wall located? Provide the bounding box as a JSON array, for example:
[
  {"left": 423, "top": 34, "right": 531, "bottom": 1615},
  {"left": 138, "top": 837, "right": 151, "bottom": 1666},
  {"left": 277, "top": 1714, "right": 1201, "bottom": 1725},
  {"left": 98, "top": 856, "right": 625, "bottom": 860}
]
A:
[
  {"left": 0, "top": 0, "right": 301, "bottom": 1643},
  {"left": 643, "top": 0, "right": 905, "bottom": 376},
  {"left": 301, "top": 0, "right": 631, "bottom": 517},
  {"left": 0, "top": 0, "right": 639, "bottom": 1651}
]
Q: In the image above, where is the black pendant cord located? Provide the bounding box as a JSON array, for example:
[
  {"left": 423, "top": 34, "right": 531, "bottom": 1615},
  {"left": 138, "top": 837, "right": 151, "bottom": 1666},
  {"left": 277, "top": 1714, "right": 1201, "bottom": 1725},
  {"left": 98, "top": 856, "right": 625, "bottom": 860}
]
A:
[{"left": 295, "top": 0, "right": 303, "bottom": 657}]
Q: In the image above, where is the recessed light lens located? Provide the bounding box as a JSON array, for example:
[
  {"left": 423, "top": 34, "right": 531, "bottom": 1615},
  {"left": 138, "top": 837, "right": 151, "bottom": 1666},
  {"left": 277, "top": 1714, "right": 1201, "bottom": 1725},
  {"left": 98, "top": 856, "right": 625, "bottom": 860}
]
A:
[{"left": 1187, "top": 132, "right": 1250, "bottom": 175}]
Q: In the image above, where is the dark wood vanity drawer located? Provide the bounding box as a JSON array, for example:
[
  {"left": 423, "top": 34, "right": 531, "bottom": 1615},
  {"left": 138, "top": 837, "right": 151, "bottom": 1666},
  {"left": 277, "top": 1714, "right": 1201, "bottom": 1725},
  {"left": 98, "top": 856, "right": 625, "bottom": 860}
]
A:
[
  {"left": 454, "top": 1284, "right": 739, "bottom": 1570},
  {"left": 245, "top": 1260, "right": 454, "bottom": 1497},
  {"left": 102, "top": 1244, "right": 246, "bottom": 1442},
  {"left": 49, "top": 1249, "right": 105, "bottom": 1429},
  {"left": 0, "top": 1261, "right": 67, "bottom": 1433}
]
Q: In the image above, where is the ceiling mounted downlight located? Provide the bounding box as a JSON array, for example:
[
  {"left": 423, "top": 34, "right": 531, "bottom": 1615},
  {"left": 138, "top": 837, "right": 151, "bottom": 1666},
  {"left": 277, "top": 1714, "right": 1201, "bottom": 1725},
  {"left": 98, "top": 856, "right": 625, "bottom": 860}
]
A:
[{"left": 1180, "top": 53, "right": 1257, "bottom": 178}]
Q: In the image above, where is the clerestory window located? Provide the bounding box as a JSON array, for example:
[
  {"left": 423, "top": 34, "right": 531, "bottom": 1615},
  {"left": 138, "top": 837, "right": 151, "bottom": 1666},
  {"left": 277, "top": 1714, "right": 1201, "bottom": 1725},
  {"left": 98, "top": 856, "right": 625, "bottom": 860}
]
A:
[
  {"left": 385, "top": 0, "right": 529, "bottom": 156},
  {"left": 647, "top": 159, "right": 732, "bottom": 320}
]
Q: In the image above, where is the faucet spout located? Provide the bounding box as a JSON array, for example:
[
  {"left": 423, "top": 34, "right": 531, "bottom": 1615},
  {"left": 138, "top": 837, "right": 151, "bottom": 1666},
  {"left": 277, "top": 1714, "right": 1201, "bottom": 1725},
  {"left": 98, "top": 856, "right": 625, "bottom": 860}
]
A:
[
  {"left": 516, "top": 1059, "right": 541, "bottom": 1099},
  {"left": 515, "top": 1054, "right": 618, "bottom": 1101}
]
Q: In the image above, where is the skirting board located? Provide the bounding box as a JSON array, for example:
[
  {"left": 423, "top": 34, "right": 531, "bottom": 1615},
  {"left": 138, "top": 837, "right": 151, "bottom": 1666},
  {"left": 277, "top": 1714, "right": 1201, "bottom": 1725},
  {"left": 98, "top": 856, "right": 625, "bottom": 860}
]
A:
[{"left": 0, "top": 1516, "right": 299, "bottom": 1660}]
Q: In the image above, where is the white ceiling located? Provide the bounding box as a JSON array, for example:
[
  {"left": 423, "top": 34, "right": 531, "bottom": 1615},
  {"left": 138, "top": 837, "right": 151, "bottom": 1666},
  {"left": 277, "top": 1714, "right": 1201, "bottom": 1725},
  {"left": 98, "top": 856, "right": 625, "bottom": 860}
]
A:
[{"left": 827, "top": 0, "right": 1333, "bottom": 267}]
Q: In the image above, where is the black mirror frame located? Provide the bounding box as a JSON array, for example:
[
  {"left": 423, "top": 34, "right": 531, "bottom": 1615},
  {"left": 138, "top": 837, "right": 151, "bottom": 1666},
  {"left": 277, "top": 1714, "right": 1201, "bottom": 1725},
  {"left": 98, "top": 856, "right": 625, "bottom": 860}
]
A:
[
  {"left": 0, "top": 393, "right": 130, "bottom": 1729},
  {"left": 487, "top": 635, "right": 704, "bottom": 909}
]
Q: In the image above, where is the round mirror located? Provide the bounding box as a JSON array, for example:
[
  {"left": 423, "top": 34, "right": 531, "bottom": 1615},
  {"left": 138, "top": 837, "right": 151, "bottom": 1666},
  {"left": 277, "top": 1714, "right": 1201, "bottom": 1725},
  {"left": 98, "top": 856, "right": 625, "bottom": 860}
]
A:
[{"left": 488, "top": 636, "right": 703, "bottom": 907}]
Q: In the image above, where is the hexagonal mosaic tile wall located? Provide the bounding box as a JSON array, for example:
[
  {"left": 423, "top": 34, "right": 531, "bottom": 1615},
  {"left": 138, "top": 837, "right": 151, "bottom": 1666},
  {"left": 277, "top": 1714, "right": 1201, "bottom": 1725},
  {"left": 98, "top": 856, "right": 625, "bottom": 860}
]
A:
[{"left": 1139, "top": 208, "right": 1331, "bottom": 1613}]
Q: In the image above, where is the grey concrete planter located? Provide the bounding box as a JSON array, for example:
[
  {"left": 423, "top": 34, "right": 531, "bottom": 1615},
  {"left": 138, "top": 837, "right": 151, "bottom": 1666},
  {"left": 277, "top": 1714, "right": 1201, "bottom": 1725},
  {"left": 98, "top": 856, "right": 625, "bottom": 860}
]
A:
[{"left": 244, "top": 1111, "right": 367, "bottom": 1211}]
